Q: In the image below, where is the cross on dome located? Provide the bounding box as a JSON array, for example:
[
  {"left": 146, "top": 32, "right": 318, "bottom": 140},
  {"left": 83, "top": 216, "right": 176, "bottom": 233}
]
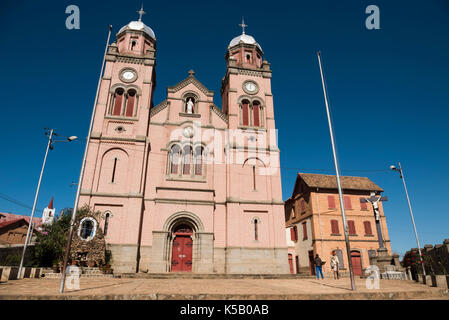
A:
[
  {"left": 239, "top": 17, "right": 247, "bottom": 35},
  {"left": 137, "top": 4, "right": 146, "bottom": 22}
]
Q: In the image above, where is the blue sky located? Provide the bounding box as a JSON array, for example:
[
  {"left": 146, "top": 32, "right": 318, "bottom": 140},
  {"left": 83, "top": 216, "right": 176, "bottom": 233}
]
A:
[{"left": 0, "top": 0, "right": 448, "bottom": 257}]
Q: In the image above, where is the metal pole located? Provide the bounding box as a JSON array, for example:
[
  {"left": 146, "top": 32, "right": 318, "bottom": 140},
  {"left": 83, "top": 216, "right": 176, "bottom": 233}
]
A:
[
  {"left": 398, "top": 162, "right": 426, "bottom": 276},
  {"left": 17, "top": 129, "right": 53, "bottom": 279},
  {"left": 317, "top": 51, "right": 356, "bottom": 290},
  {"left": 59, "top": 25, "right": 112, "bottom": 294}
]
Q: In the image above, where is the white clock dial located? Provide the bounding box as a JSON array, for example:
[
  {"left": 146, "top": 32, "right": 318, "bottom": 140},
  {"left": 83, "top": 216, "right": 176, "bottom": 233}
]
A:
[
  {"left": 244, "top": 81, "right": 257, "bottom": 93},
  {"left": 122, "top": 71, "right": 135, "bottom": 80}
]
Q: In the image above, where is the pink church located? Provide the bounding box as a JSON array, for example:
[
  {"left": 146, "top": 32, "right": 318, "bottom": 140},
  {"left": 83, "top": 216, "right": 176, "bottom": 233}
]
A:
[{"left": 78, "top": 13, "right": 288, "bottom": 274}]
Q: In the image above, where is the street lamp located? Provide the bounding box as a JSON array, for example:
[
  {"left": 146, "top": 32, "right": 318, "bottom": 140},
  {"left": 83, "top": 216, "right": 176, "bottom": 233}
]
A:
[
  {"left": 17, "top": 128, "right": 77, "bottom": 279},
  {"left": 390, "top": 162, "right": 426, "bottom": 276}
]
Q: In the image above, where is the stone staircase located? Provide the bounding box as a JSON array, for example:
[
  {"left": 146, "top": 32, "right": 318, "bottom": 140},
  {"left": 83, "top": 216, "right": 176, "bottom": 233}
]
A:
[
  {"left": 120, "top": 272, "right": 315, "bottom": 279},
  {"left": 42, "top": 267, "right": 114, "bottom": 279}
]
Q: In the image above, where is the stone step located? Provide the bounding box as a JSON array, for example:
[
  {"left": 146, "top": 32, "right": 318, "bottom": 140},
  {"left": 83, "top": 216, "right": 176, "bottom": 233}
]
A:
[
  {"left": 120, "top": 273, "right": 315, "bottom": 279},
  {"left": 41, "top": 273, "right": 114, "bottom": 279}
]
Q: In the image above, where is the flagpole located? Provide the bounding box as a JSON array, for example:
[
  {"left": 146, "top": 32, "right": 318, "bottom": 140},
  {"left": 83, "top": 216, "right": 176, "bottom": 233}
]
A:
[
  {"left": 317, "top": 51, "right": 356, "bottom": 291},
  {"left": 59, "top": 25, "right": 112, "bottom": 294}
]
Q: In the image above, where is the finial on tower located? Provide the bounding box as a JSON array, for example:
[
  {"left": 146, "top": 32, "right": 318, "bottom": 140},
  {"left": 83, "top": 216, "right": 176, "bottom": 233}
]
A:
[
  {"left": 239, "top": 17, "right": 247, "bottom": 35},
  {"left": 137, "top": 4, "right": 146, "bottom": 22},
  {"left": 188, "top": 69, "right": 195, "bottom": 77}
]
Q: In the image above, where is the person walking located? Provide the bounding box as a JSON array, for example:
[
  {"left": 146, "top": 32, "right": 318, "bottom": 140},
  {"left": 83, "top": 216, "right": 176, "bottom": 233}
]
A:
[
  {"left": 314, "top": 254, "right": 324, "bottom": 279},
  {"left": 330, "top": 251, "right": 340, "bottom": 279}
]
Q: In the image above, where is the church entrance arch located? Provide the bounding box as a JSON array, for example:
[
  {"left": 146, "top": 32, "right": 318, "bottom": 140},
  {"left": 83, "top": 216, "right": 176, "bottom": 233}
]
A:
[{"left": 170, "top": 223, "right": 193, "bottom": 272}]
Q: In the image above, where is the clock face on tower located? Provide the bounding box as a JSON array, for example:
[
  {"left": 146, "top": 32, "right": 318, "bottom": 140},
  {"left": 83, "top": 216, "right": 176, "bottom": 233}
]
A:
[
  {"left": 119, "top": 68, "right": 137, "bottom": 83},
  {"left": 243, "top": 81, "right": 258, "bottom": 94}
]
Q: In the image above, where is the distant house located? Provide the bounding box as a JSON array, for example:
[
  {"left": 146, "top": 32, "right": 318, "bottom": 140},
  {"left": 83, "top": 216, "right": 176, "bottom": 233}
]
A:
[
  {"left": 0, "top": 212, "right": 43, "bottom": 245},
  {"left": 284, "top": 173, "right": 392, "bottom": 276}
]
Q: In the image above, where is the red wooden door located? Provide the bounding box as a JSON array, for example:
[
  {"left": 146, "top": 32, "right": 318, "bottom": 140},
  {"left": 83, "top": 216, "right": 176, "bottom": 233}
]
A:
[
  {"left": 171, "top": 224, "right": 193, "bottom": 272},
  {"left": 288, "top": 254, "right": 294, "bottom": 274},
  {"left": 351, "top": 251, "right": 362, "bottom": 276}
]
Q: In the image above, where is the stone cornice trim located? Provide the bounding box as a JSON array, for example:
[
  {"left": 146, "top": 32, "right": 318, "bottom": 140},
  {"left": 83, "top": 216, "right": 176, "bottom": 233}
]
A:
[
  {"left": 150, "top": 100, "right": 169, "bottom": 117},
  {"left": 167, "top": 75, "right": 213, "bottom": 96},
  {"left": 156, "top": 187, "right": 215, "bottom": 195},
  {"left": 80, "top": 191, "right": 144, "bottom": 198},
  {"left": 210, "top": 104, "right": 229, "bottom": 124},
  {"left": 226, "top": 198, "right": 284, "bottom": 205},
  {"left": 104, "top": 115, "right": 139, "bottom": 122},
  {"left": 145, "top": 198, "right": 215, "bottom": 206},
  {"left": 91, "top": 135, "right": 147, "bottom": 143}
]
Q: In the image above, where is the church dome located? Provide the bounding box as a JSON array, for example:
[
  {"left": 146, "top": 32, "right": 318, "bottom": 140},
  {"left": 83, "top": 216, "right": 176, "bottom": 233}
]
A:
[
  {"left": 228, "top": 33, "right": 262, "bottom": 51},
  {"left": 118, "top": 20, "right": 156, "bottom": 40}
]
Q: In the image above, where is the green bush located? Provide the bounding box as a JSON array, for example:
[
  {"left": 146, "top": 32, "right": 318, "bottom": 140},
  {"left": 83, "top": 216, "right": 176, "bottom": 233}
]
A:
[{"left": 4, "top": 254, "right": 21, "bottom": 266}]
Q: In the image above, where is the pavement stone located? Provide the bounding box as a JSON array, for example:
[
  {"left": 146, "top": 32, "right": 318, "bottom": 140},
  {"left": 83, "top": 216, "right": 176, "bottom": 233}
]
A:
[{"left": 0, "top": 278, "right": 447, "bottom": 300}]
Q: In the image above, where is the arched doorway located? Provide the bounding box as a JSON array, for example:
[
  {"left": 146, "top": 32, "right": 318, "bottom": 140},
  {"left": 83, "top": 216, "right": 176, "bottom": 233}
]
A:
[
  {"left": 170, "top": 224, "right": 193, "bottom": 272},
  {"left": 351, "top": 251, "right": 363, "bottom": 276}
]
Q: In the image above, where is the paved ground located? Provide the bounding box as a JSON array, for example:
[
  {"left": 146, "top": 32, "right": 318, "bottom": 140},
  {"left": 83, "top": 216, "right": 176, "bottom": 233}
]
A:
[{"left": 0, "top": 277, "right": 447, "bottom": 299}]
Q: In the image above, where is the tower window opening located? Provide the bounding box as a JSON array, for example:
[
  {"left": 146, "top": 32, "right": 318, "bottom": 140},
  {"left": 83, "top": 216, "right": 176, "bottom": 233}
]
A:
[
  {"left": 104, "top": 213, "right": 110, "bottom": 236},
  {"left": 125, "top": 89, "right": 136, "bottom": 117},
  {"left": 252, "top": 101, "right": 261, "bottom": 127},
  {"left": 241, "top": 100, "right": 250, "bottom": 126},
  {"left": 112, "top": 88, "right": 124, "bottom": 116},
  {"left": 111, "top": 157, "right": 118, "bottom": 183},
  {"left": 131, "top": 40, "right": 137, "bottom": 50},
  {"left": 254, "top": 218, "right": 259, "bottom": 241}
]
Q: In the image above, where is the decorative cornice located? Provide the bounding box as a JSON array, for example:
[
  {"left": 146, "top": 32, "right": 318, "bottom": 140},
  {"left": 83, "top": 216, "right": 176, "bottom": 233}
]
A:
[
  {"left": 80, "top": 191, "right": 144, "bottom": 199},
  {"left": 91, "top": 135, "right": 147, "bottom": 143},
  {"left": 150, "top": 100, "right": 169, "bottom": 117},
  {"left": 167, "top": 75, "right": 213, "bottom": 96},
  {"left": 210, "top": 104, "right": 228, "bottom": 124},
  {"left": 156, "top": 187, "right": 215, "bottom": 195}
]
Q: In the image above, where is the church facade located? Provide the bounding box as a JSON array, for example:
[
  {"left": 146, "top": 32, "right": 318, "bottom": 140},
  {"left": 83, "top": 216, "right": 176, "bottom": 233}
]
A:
[{"left": 78, "top": 14, "right": 288, "bottom": 274}]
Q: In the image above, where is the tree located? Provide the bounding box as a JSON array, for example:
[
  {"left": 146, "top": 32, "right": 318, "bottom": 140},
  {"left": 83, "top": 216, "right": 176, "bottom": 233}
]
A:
[
  {"left": 33, "top": 209, "right": 72, "bottom": 267},
  {"left": 33, "top": 205, "right": 96, "bottom": 267}
]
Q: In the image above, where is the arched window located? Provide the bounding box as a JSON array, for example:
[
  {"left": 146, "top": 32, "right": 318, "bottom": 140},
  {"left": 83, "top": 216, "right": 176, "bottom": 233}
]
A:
[
  {"left": 169, "top": 145, "right": 181, "bottom": 174},
  {"left": 104, "top": 212, "right": 110, "bottom": 236},
  {"left": 125, "top": 89, "right": 137, "bottom": 117},
  {"left": 194, "top": 146, "right": 204, "bottom": 176},
  {"left": 252, "top": 101, "right": 261, "bottom": 127},
  {"left": 241, "top": 100, "right": 250, "bottom": 126},
  {"left": 79, "top": 217, "right": 97, "bottom": 241},
  {"left": 112, "top": 88, "right": 124, "bottom": 116},
  {"left": 182, "top": 145, "right": 192, "bottom": 175}
]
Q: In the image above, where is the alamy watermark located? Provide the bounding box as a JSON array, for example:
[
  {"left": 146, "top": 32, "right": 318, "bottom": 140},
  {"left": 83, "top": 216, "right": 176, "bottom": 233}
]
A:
[
  {"left": 65, "top": 265, "right": 81, "bottom": 290},
  {"left": 365, "top": 265, "right": 380, "bottom": 289},
  {"left": 168, "top": 122, "right": 280, "bottom": 176},
  {"left": 65, "top": 5, "right": 80, "bottom": 29},
  {"left": 365, "top": 5, "right": 380, "bottom": 30}
]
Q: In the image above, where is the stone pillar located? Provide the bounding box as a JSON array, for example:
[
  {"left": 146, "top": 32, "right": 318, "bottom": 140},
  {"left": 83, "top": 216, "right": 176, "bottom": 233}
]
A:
[
  {"left": 375, "top": 247, "right": 391, "bottom": 273},
  {"left": 149, "top": 231, "right": 170, "bottom": 273},
  {"left": 194, "top": 232, "right": 214, "bottom": 273},
  {"left": 407, "top": 267, "right": 413, "bottom": 281}
]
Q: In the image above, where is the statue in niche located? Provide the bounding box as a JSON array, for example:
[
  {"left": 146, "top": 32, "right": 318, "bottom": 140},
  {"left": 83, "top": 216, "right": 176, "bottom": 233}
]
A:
[{"left": 186, "top": 98, "right": 194, "bottom": 114}]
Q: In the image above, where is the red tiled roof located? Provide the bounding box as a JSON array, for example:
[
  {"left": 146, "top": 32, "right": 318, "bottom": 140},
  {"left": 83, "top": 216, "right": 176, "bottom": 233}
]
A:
[{"left": 0, "top": 212, "right": 42, "bottom": 228}]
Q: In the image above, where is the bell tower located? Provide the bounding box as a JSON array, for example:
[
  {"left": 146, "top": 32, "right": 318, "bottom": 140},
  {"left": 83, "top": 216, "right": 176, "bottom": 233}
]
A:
[
  {"left": 219, "top": 19, "right": 288, "bottom": 274},
  {"left": 78, "top": 7, "right": 157, "bottom": 273}
]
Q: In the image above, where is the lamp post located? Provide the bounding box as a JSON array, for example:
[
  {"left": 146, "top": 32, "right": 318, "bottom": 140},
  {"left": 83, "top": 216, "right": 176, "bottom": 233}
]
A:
[
  {"left": 390, "top": 162, "right": 426, "bottom": 276},
  {"left": 17, "top": 129, "right": 77, "bottom": 279}
]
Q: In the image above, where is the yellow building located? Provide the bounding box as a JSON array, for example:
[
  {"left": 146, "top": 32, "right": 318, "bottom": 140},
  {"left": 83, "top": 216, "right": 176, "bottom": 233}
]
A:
[{"left": 284, "top": 173, "right": 392, "bottom": 276}]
